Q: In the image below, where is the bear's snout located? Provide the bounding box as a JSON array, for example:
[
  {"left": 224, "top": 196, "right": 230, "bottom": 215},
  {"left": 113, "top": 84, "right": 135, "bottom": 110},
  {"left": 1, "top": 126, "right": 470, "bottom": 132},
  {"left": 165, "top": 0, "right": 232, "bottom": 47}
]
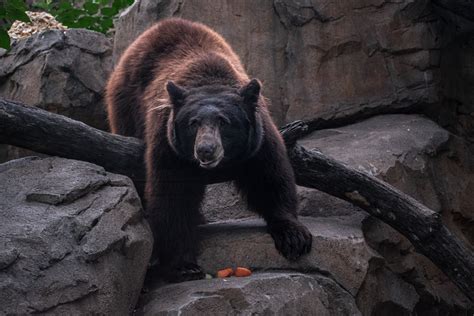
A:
[
  {"left": 196, "top": 143, "right": 217, "bottom": 161},
  {"left": 194, "top": 124, "right": 224, "bottom": 169}
]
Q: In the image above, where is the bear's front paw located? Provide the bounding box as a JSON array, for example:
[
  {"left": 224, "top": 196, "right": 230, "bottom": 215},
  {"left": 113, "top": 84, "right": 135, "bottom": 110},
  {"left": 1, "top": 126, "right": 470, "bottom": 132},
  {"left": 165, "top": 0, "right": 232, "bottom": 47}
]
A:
[
  {"left": 268, "top": 220, "right": 312, "bottom": 261},
  {"left": 162, "top": 262, "right": 205, "bottom": 283}
]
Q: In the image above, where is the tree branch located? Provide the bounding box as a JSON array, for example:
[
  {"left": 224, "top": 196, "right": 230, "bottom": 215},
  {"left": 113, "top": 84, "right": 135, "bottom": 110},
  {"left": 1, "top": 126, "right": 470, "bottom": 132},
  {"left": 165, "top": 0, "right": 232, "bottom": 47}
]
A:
[{"left": 0, "top": 98, "right": 472, "bottom": 301}]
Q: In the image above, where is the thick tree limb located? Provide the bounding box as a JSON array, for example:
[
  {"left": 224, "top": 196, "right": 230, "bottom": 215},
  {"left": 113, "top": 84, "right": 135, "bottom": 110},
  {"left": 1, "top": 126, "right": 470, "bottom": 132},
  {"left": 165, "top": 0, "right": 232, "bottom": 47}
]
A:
[{"left": 0, "top": 98, "right": 473, "bottom": 301}]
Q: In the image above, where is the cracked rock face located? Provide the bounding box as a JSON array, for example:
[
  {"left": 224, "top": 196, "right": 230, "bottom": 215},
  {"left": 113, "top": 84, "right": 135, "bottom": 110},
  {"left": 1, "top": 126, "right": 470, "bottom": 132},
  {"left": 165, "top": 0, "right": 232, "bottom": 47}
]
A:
[
  {"left": 0, "top": 29, "right": 112, "bottom": 162},
  {"left": 300, "top": 114, "right": 474, "bottom": 311},
  {"left": 138, "top": 272, "right": 361, "bottom": 315},
  {"left": 298, "top": 114, "right": 451, "bottom": 214},
  {"left": 0, "top": 157, "right": 153, "bottom": 315},
  {"left": 203, "top": 114, "right": 452, "bottom": 221}
]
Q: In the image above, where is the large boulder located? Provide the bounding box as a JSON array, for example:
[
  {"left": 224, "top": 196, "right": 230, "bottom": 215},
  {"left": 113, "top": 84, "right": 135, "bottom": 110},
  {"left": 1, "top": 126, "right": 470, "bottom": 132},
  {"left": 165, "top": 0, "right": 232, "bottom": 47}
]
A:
[
  {"left": 298, "top": 114, "right": 450, "bottom": 214},
  {"left": 298, "top": 114, "right": 474, "bottom": 243},
  {"left": 299, "top": 114, "right": 473, "bottom": 311},
  {"left": 138, "top": 272, "right": 360, "bottom": 315},
  {"left": 0, "top": 29, "right": 112, "bottom": 162},
  {"left": 0, "top": 157, "right": 153, "bottom": 315}
]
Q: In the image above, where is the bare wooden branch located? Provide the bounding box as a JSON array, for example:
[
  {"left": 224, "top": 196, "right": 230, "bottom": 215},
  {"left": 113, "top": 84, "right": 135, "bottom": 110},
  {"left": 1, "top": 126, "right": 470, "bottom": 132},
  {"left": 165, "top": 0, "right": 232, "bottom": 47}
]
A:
[{"left": 0, "top": 98, "right": 473, "bottom": 301}]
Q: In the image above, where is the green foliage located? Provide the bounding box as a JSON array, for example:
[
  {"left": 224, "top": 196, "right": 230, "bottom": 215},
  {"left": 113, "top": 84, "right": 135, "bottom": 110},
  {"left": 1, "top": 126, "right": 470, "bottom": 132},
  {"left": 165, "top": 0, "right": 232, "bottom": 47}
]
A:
[
  {"left": 0, "top": 0, "right": 134, "bottom": 49},
  {"left": 0, "top": 0, "right": 30, "bottom": 49},
  {"left": 33, "top": 0, "right": 134, "bottom": 33}
]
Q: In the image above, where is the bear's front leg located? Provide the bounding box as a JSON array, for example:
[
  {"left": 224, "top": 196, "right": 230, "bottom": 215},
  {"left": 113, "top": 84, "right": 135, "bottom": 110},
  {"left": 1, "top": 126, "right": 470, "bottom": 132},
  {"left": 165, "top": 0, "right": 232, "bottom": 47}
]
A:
[
  {"left": 145, "top": 160, "right": 206, "bottom": 283},
  {"left": 235, "top": 137, "right": 312, "bottom": 261}
]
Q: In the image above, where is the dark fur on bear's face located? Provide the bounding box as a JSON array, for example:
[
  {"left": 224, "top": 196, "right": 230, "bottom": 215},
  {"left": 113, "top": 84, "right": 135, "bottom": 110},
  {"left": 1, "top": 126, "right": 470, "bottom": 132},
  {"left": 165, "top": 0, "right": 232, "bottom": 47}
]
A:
[{"left": 166, "top": 80, "right": 263, "bottom": 169}]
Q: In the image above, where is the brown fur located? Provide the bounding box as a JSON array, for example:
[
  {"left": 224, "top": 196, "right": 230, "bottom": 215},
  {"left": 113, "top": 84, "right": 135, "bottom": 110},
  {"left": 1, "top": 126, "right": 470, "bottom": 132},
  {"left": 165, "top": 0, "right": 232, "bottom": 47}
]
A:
[{"left": 105, "top": 18, "right": 311, "bottom": 282}]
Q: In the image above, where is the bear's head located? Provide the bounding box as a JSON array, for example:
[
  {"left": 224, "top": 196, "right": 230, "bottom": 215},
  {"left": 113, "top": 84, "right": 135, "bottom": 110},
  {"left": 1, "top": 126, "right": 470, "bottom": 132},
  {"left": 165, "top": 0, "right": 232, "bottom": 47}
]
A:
[{"left": 166, "top": 79, "right": 264, "bottom": 169}]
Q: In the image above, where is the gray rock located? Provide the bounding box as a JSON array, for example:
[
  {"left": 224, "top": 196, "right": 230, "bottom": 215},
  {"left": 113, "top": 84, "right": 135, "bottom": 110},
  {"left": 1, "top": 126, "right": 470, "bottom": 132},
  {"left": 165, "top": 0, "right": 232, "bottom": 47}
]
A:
[
  {"left": 202, "top": 182, "right": 358, "bottom": 223},
  {"left": 138, "top": 272, "right": 361, "bottom": 315},
  {"left": 201, "top": 182, "right": 252, "bottom": 223},
  {"left": 363, "top": 216, "right": 473, "bottom": 312},
  {"left": 0, "top": 29, "right": 112, "bottom": 162},
  {"left": 299, "top": 114, "right": 474, "bottom": 311},
  {"left": 299, "top": 114, "right": 450, "bottom": 213},
  {"left": 356, "top": 263, "right": 420, "bottom": 315},
  {"left": 197, "top": 214, "right": 377, "bottom": 296},
  {"left": 0, "top": 157, "right": 153, "bottom": 315}
]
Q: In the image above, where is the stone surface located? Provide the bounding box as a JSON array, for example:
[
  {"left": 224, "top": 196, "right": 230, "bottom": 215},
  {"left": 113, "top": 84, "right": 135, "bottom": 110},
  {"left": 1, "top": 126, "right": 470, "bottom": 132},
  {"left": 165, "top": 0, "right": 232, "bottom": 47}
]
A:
[
  {"left": 299, "top": 114, "right": 474, "bottom": 311},
  {"left": 356, "top": 263, "right": 420, "bottom": 316},
  {"left": 299, "top": 114, "right": 450, "bottom": 213},
  {"left": 202, "top": 182, "right": 358, "bottom": 223},
  {"left": 299, "top": 114, "right": 474, "bottom": 243},
  {"left": 197, "top": 214, "right": 376, "bottom": 296},
  {"left": 362, "top": 216, "right": 473, "bottom": 313},
  {"left": 0, "top": 29, "right": 112, "bottom": 162},
  {"left": 0, "top": 157, "right": 153, "bottom": 315},
  {"left": 202, "top": 182, "right": 251, "bottom": 223},
  {"left": 138, "top": 272, "right": 360, "bottom": 315}
]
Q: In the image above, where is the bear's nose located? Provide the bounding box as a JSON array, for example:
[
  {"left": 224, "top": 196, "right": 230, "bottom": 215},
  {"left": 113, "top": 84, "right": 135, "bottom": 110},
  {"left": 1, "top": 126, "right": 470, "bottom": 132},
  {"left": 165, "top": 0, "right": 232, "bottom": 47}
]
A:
[{"left": 196, "top": 143, "right": 217, "bottom": 162}]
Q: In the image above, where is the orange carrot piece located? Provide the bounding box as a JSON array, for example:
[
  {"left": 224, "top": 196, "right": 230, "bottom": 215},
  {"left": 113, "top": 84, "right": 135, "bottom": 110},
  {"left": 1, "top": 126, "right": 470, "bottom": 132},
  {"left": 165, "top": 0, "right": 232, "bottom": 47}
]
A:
[
  {"left": 234, "top": 267, "right": 252, "bottom": 277},
  {"left": 217, "top": 268, "right": 233, "bottom": 278}
]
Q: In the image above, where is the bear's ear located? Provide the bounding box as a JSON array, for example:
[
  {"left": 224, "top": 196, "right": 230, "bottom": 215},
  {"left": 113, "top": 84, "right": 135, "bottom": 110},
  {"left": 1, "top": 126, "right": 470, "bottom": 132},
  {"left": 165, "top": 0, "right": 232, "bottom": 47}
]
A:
[
  {"left": 166, "top": 81, "right": 186, "bottom": 109},
  {"left": 239, "top": 79, "right": 261, "bottom": 106}
]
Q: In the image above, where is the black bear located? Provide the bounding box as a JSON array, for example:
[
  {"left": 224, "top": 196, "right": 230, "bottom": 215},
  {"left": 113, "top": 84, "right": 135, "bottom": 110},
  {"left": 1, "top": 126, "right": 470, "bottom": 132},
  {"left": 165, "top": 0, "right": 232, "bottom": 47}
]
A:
[{"left": 105, "top": 18, "right": 312, "bottom": 282}]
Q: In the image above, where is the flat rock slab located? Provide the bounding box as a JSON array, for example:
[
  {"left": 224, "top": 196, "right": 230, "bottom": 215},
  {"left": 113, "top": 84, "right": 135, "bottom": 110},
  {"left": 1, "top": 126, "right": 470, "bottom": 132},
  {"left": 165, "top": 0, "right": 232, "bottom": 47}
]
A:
[
  {"left": 299, "top": 114, "right": 449, "bottom": 176},
  {"left": 0, "top": 157, "right": 153, "bottom": 315},
  {"left": 197, "top": 215, "right": 377, "bottom": 296},
  {"left": 138, "top": 272, "right": 360, "bottom": 315}
]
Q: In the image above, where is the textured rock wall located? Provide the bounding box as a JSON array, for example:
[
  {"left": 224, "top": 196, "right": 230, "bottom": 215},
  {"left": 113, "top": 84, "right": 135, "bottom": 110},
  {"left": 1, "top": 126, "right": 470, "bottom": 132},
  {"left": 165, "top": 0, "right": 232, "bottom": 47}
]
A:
[
  {"left": 298, "top": 115, "right": 474, "bottom": 313},
  {"left": 0, "top": 29, "right": 112, "bottom": 162},
  {"left": 0, "top": 29, "right": 111, "bottom": 129},
  {"left": 0, "top": 157, "right": 153, "bottom": 315}
]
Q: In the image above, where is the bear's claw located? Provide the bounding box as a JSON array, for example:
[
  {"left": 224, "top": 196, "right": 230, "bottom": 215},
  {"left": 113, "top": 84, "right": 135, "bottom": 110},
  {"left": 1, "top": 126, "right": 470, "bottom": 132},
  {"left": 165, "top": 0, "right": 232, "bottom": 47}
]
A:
[{"left": 268, "top": 220, "right": 312, "bottom": 261}]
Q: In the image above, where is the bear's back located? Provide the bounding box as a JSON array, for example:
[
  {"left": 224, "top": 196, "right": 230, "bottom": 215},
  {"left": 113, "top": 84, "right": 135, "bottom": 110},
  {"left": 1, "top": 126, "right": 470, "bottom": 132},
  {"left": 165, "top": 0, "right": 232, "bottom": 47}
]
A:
[{"left": 106, "top": 18, "right": 248, "bottom": 138}]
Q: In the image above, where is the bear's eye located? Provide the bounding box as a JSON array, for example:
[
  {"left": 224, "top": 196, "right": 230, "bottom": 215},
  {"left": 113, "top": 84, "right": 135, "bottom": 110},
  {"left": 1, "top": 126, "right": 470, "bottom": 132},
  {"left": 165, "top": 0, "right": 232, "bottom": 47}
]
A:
[
  {"left": 189, "top": 118, "right": 199, "bottom": 127},
  {"left": 218, "top": 115, "right": 230, "bottom": 127}
]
